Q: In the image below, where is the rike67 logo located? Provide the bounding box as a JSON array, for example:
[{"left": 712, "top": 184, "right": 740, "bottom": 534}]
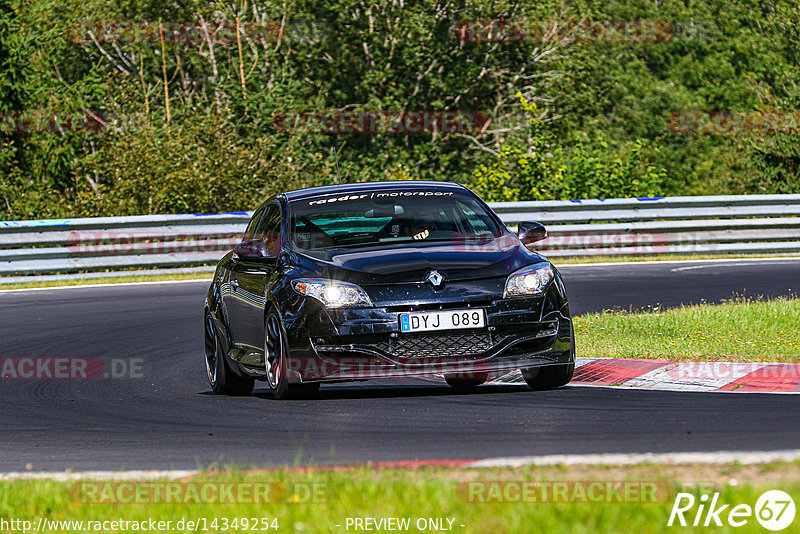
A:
[{"left": 668, "top": 490, "right": 795, "bottom": 531}]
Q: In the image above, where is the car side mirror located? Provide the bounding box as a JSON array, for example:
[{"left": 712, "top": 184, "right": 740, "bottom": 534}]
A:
[
  {"left": 234, "top": 239, "right": 274, "bottom": 261},
  {"left": 517, "top": 221, "right": 547, "bottom": 246}
]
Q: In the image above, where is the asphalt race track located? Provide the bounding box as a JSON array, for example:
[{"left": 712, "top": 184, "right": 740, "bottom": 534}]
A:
[{"left": 1, "top": 259, "right": 799, "bottom": 472}]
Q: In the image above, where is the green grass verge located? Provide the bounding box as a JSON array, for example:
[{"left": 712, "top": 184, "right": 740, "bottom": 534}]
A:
[
  {"left": 576, "top": 296, "right": 800, "bottom": 362},
  {"left": 1, "top": 463, "right": 798, "bottom": 533}
]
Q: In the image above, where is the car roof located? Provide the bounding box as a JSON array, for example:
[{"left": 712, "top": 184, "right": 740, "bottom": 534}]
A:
[{"left": 281, "top": 181, "right": 470, "bottom": 202}]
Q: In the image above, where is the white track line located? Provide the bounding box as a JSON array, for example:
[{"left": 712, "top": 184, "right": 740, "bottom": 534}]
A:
[
  {"left": 0, "top": 469, "right": 198, "bottom": 481},
  {"left": 467, "top": 449, "right": 800, "bottom": 468},
  {"left": 5, "top": 449, "right": 800, "bottom": 479},
  {"left": 671, "top": 261, "right": 800, "bottom": 272}
]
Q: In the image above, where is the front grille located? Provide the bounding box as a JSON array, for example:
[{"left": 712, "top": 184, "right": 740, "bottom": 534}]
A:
[
  {"left": 315, "top": 324, "right": 556, "bottom": 362},
  {"left": 393, "top": 331, "right": 492, "bottom": 359},
  {"left": 316, "top": 331, "right": 495, "bottom": 360}
]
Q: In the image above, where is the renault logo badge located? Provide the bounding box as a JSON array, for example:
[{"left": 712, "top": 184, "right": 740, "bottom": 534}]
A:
[{"left": 426, "top": 270, "right": 444, "bottom": 288}]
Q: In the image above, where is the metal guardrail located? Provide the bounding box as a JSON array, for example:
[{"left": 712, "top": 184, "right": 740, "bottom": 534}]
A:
[
  {"left": 1, "top": 194, "right": 800, "bottom": 278},
  {"left": 495, "top": 194, "right": 800, "bottom": 257},
  {"left": 0, "top": 213, "right": 249, "bottom": 277}
]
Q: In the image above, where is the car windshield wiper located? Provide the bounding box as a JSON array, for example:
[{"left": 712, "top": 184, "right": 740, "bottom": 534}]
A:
[
  {"left": 316, "top": 241, "right": 391, "bottom": 250},
  {"left": 315, "top": 237, "right": 461, "bottom": 251}
]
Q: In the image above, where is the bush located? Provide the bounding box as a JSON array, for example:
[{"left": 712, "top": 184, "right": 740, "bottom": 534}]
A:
[
  {"left": 470, "top": 95, "right": 665, "bottom": 201},
  {"left": 77, "top": 112, "right": 334, "bottom": 216}
]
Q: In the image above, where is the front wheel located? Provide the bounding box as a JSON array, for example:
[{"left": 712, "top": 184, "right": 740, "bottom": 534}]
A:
[
  {"left": 521, "top": 363, "right": 574, "bottom": 390},
  {"left": 205, "top": 313, "right": 254, "bottom": 396},
  {"left": 444, "top": 372, "right": 488, "bottom": 390},
  {"left": 523, "top": 326, "right": 575, "bottom": 391},
  {"left": 265, "top": 307, "right": 320, "bottom": 400}
]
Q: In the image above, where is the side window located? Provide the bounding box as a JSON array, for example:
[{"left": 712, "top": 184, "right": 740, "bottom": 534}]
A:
[
  {"left": 457, "top": 201, "right": 492, "bottom": 236},
  {"left": 255, "top": 203, "right": 282, "bottom": 255},
  {"left": 243, "top": 206, "right": 266, "bottom": 241}
]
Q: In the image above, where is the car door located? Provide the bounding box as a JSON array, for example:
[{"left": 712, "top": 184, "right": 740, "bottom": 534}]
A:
[
  {"left": 227, "top": 202, "right": 282, "bottom": 364},
  {"left": 222, "top": 204, "right": 264, "bottom": 342}
]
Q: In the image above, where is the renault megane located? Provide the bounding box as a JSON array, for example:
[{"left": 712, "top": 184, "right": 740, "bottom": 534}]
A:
[{"left": 204, "top": 181, "right": 574, "bottom": 399}]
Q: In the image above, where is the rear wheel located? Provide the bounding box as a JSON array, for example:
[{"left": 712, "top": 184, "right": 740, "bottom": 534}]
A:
[
  {"left": 205, "top": 313, "right": 255, "bottom": 396},
  {"left": 444, "top": 373, "right": 488, "bottom": 390},
  {"left": 265, "top": 308, "right": 320, "bottom": 400}
]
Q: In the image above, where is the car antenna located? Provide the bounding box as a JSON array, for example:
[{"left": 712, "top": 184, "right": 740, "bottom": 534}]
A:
[{"left": 332, "top": 140, "right": 343, "bottom": 185}]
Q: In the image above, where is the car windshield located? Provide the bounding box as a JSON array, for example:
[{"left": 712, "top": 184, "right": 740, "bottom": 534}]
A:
[{"left": 289, "top": 189, "right": 504, "bottom": 253}]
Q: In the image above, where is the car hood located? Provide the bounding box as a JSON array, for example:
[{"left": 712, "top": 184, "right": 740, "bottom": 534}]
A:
[{"left": 287, "top": 235, "right": 546, "bottom": 285}]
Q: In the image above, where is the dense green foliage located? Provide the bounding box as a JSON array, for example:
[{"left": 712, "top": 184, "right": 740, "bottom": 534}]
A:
[
  {"left": 0, "top": 0, "right": 798, "bottom": 219},
  {"left": 5, "top": 464, "right": 800, "bottom": 534}
]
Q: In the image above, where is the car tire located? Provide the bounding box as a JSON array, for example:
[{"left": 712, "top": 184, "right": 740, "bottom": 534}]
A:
[
  {"left": 521, "top": 363, "right": 574, "bottom": 390},
  {"left": 521, "top": 328, "right": 576, "bottom": 390},
  {"left": 265, "top": 307, "right": 321, "bottom": 400},
  {"left": 444, "top": 373, "right": 488, "bottom": 390},
  {"left": 205, "top": 313, "right": 255, "bottom": 396}
]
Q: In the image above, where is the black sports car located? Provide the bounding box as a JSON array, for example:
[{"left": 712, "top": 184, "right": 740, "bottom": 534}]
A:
[{"left": 204, "top": 181, "right": 574, "bottom": 399}]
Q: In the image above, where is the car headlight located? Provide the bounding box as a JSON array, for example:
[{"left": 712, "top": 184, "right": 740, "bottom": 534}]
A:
[
  {"left": 504, "top": 264, "right": 553, "bottom": 298},
  {"left": 291, "top": 278, "right": 373, "bottom": 308}
]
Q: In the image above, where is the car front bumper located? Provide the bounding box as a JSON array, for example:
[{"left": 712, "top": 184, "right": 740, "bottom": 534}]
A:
[{"left": 281, "top": 278, "right": 573, "bottom": 383}]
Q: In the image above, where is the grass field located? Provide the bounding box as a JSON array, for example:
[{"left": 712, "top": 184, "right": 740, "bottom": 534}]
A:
[
  {"left": 574, "top": 296, "right": 800, "bottom": 363},
  {"left": 1, "top": 462, "right": 799, "bottom": 533}
]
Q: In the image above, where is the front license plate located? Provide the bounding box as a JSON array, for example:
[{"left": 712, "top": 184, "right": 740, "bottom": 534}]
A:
[{"left": 399, "top": 309, "right": 486, "bottom": 333}]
